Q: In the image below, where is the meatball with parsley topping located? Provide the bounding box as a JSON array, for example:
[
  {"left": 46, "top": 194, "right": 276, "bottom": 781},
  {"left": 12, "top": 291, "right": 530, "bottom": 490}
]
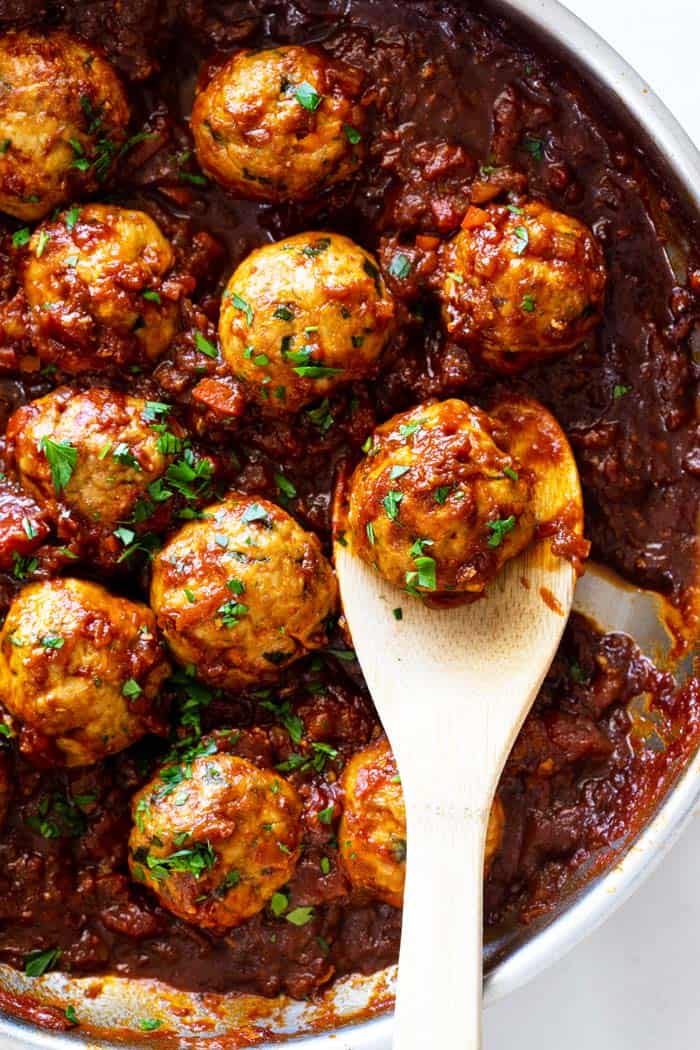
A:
[
  {"left": 128, "top": 750, "right": 303, "bottom": 930},
  {"left": 6, "top": 387, "right": 185, "bottom": 567},
  {"left": 191, "top": 45, "right": 365, "bottom": 203},
  {"left": 346, "top": 399, "right": 536, "bottom": 603},
  {"left": 219, "top": 232, "right": 395, "bottom": 412},
  {"left": 23, "top": 204, "right": 181, "bottom": 373},
  {"left": 339, "top": 736, "right": 505, "bottom": 906},
  {"left": 440, "top": 201, "right": 606, "bottom": 369},
  {"left": 0, "top": 29, "right": 129, "bottom": 220},
  {"left": 150, "top": 494, "right": 338, "bottom": 689},
  {"left": 0, "top": 578, "right": 170, "bottom": 767}
]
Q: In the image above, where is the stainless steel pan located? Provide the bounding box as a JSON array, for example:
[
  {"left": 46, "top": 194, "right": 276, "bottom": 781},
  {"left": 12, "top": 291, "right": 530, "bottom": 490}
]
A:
[{"left": 2, "top": 0, "right": 699, "bottom": 1045}]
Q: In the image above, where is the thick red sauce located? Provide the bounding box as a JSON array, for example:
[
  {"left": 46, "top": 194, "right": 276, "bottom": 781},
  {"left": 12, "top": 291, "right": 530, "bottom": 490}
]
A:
[{"left": 0, "top": 0, "right": 699, "bottom": 1016}]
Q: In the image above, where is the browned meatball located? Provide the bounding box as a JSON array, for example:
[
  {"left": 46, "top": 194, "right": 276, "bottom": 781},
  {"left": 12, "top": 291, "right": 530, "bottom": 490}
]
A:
[
  {"left": 191, "top": 45, "right": 365, "bottom": 203},
  {"left": 150, "top": 494, "right": 338, "bottom": 689},
  {"left": 6, "top": 387, "right": 184, "bottom": 567},
  {"left": 0, "top": 30, "right": 129, "bottom": 220},
  {"left": 23, "top": 204, "right": 181, "bottom": 373},
  {"left": 219, "top": 232, "right": 395, "bottom": 412},
  {"left": 440, "top": 201, "right": 606, "bottom": 369},
  {"left": 0, "top": 578, "right": 170, "bottom": 766},
  {"left": 346, "top": 399, "right": 536, "bottom": 603},
  {"left": 129, "top": 750, "right": 302, "bottom": 930},
  {"left": 339, "top": 737, "right": 505, "bottom": 906}
]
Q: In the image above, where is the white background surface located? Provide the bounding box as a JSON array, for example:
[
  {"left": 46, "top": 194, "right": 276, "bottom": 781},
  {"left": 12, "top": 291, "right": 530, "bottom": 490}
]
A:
[
  {"left": 486, "top": 2, "right": 700, "bottom": 1049},
  {"left": 2, "top": 4, "right": 699, "bottom": 1050}
]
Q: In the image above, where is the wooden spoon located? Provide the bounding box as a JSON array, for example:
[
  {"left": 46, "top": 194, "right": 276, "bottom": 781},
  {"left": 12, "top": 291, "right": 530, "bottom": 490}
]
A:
[{"left": 333, "top": 396, "right": 585, "bottom": 1050}]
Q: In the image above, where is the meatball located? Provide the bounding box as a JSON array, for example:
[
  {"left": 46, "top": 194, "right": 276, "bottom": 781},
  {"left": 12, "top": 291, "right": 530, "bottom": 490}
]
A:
[
  {"left": 191, "top": 45, "right": 365, "bottom": 203},
  {"left": 129, "top": 750, "right": 302, "bottom": 930},
  {"left": 346, "top": 399, "right": 536, "bottom": 603},
  {"left": 0, "top": 578, "right": 171, "bottom": 766},
  {"left": 7, "top": 387, "right": 183, "bottom": 564},
  {"left": 440, "top": 201, "right": 606, "bottom": 369},
  {"left": 0, "top": 30, "right": 129, "bottom": 221},
  {"left": 219, "top": 232, "right": 395, "bottom": 412},
  {"left": 23, "top": 204, "right": 180, "bottom": 372},
  {"left": 150, "top": 494, "right": 338, "bottom": 689},
  {"left": 339, "top": 737, "right": 505, "bottom": 906}
]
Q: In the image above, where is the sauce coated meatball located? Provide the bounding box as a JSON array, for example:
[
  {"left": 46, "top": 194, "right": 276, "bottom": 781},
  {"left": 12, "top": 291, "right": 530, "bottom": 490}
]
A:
[
  {"left": 219, "top": 232, "right": 395, "bottom": 412},
  {"left": 339, "top": 737, "right": 505, "bottom": 906},
  {"left": 6, "top": 387, "right": 184, "bottom": 565},
  {"left": 129, "top": 751, "right": 302, "bottom": 930},
  {"left": 191, "top": 45, "right": 365, "bottom": 203},
  {"left": 346, "top": 399, "right": 535, "bottom": 603},
  {"left": 0, "top": 30, "right": 129, "bottom": 220},
  {"left": 441, "top": 201, "right": 606, "bottom": 369},
  {"left": 150, "top": 495, "right": 338, "bottom": 689},
  {"left": 0, "top": 578, "right": 170, "bottom": 767},
  {"left": 23, "top": 204, "right": 180, "bottom": 372}
]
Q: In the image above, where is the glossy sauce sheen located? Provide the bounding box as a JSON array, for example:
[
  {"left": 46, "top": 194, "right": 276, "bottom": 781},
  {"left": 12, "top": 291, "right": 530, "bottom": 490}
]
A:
[{"left": 0, "top": 0, "right": 699, "bottom": 1013}]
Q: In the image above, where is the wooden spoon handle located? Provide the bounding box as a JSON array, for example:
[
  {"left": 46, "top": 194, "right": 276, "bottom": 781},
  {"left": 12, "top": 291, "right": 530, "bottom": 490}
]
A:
[{"left": 393, "top": 798, "right": 486, "bottom": 1050}]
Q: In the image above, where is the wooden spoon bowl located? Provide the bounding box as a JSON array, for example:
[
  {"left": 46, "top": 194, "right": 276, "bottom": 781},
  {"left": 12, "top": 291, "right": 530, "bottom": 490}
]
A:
[{"left": 333, "top": 395, "right": 585, "bottom": 1050}]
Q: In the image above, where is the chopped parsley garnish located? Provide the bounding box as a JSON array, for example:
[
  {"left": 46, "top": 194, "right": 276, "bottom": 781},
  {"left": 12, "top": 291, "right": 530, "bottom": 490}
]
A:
[
  {"left": 142, "top": 289, "right": 161, "bottom": 303},
  {"left": 229, "top": 292, "right": 254, "bottom": 325},
  {"left": 286, "top": 906, "right": 314, "bottom": 926},
  {"left": 112, "top": 443, "right": 141, "bottom": 470},
  {"left": 143, "top": 400, "right": 171, "bottom": 422},
  {"left": 138, "top": 1019, "right": 163, "bottom": 1032},
  {"left": 295, "top": 81, "right": 322, "bottom": 111},
  {"left": 320, "top": 856, "right": 331, "bottom": 875},
  {"left": 343, "top": 123, "right": 362, "bottom": 144},
  {"left": 504, "top": 466, "right": 519, "bottom": 481},
  {"left": 260, "top": 697, "right": 303, "bottom": 745},
  {"left": 293, "top": 365, "right": 343, "bottom": 379},
  {"left": 301, "top": 237, "right": 331, "bottom": 258},
  {"left": 512, "top": 225, "right": 529, "bottom": 255},
  {"left": 613, "top": 384, "right": 631, "bottom": 399},
  {"left": 0, "top": 138, "right": 10, "bottom": 154},
  {"left": 405, "top": 555, "right": 437, "bottom": 593},
  {"left": 393, "top": 607, "right": 403, "bottom": 621},
  {"left": 40, "top": 635, "right": 64, "bottom": 650},
  {"left": 122, "top": 678, "right": 143, "bottom": 700},
  {"left": 270, "top": 892, "right": 288, "bottom": 916},
  {"left": 523, "top": 136, "right": 544, "bottom": 161},
  {"left": 521, "top": 293, "right": 536, "bottom": 312},
  {"left": 317, "top": 804, "right": 334, "bottom": 824},
  {"left": 145, "top": 841, "right": 217, "bottom": 881},
  {"left": 242, "top": 502, "right": 271, "bottom": 526},
  {"left": 64, "top": 205, "right": 81, "bottom": 231},
  {"left": 398, "top": 420, "right": 424, "bottom": 440},
  {"left": 194, "top": 331, "right": 218, "bottom": 358},
  {"left": 24, "top": 947, "right": 61, "bottom": 977},
  {"left": 40, "top": 437, "right": 77, "bottom": 494},
  {"left": 275, "top": 473, "right": 297, "bottom": 500},
  {"left": 166, "top": 448, "right": 213, "bottom": 501},
  {"left": 487, "top": 515, "right": 516, "bottom": 548},
  {"left": 35, "top": 230, "right": 50, "bottom": 257},
  {"left": 12, "top": 227, "right": 30, "bottom": 248},
  {"left": 12, "top": 553, "right": 39, "bottom": 579},
  {"left": 64, "top": 1005, "right": 79, "bottom": 1025},
  {"left": 388, "top": 253, "right": 412, "bottom": 280},
  {"left": 273, "top": 305, "right": 295, "bottom": 321},
  {"left": 307, "top": 399, "right": 334, "bottom": 431},
  {"left": 382, "top": 490, "right": 403, "bottom": 521},
  {"left": 217, "top": 599, "right": 249, "bottom": 628},
  {"left": 433, "top": 486, "right": 451, "bottom": 504}
]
